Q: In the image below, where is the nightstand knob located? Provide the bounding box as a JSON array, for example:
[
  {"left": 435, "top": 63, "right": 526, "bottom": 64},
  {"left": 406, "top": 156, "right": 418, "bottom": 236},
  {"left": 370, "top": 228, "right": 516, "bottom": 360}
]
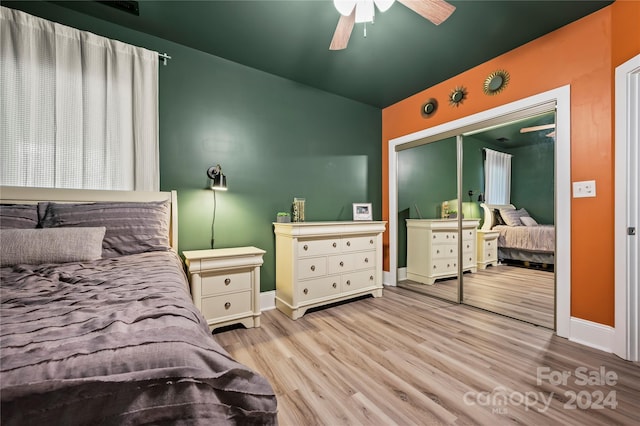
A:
[
  {"left": 333, "top": 282, "right": 337, "bottom": 288},
  {"left": 370, "top": 239, "right": 374, "bottom": 244},
  {"left": 346, "top": 241, "right": 351, "bottom": 247},
  {"left": 224, "top": 302, "right": 231, "bottom": 310},
  {"left": 303, "top": 288, "right": 309, "bottom": 294},
  {"left": 370, "top": 275, "right": 374, "bottom": 280},
  {"left": 345, "top": 280, "right": 350, "bottom": 286},
  {"left": 436, "top": 249, "right": 440, "bottom": 254},
  {"left": 488, "top": 242, "right": 492, "bottom": 246},
  {"left": 333, "top": 242, "right": 337, "bottom": 248},
  {"left": 450, "top": 249, "right": 453, "bottom": 254},
  {"left": 340, "top": 261, "right": 344, "bottom": 267},
  {"left": 364, "top": 257, "right": 369, "bottom": 263},
  {"left": 466, "top": 244, "right": 470, "bottom": 249},
  {"left": 311, "top": 265, "right": 316, "bottom": 271},
  {"left": 224, "top": 278, "right": 231, "bottom": 285},
  {"left": 303, "top": 244, "right": 308, "bottom": 251}
]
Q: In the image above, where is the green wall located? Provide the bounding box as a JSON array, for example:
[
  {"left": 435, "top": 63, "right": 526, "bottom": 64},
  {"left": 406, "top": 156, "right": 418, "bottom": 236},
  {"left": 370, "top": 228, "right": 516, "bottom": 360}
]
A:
[{"left": 7, "top": 1, "right": 382, "bottom": 292}]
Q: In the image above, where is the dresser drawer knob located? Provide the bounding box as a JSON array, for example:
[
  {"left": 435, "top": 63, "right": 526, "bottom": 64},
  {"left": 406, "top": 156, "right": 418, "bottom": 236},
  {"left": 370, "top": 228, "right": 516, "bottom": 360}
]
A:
[
  {"left": 346, "top": 241, "right": 351, "bottom": 247},
  {"left": 224, "top": 278, "right": 231, "bottom": 285},
  {"left": 310, "top": 265, "right": 316, "bottom": 271},
  {"left": 333, "top": 242, "right": 337, "bottom": 248},
  {"left": 370, "top": 239, "right": 374, "bottom": 244},
  {"left": 224, "top": 302, "right": 231, "bottom": 310},
  {"left": 369, "top": 275, "right": 374, "bottom": 281},
  {"left": 364, "top": 257, "right": 369, "bottom": 263},
  {"left": 466, "top": 244, "right": 470, "bottom": 249},
  {"left": 488, "top": 242, "right": 492, "bottom": 246},
  {"left": 303, "top": 288, "right": 309, "bottom": 295},
  {"left": 433, "top": 235, "right": 436, "bottom": 239},
  {"left": 340, "top": 261, "right": 344, "bottom": 267},
  {"left": 303, "top": 244, "right": 309, "bottom": 251},
  {"left": 446, "top": 235, "right": 449, "bottom": 239},
  {"left": 436, "top": 249, "right": 440, "bottom": 254},
  {"left": 345, "top": 280, "right": 350, "bottom": 286},
  {"left": 450, "top": 249, "right": 453, "bottom": 254},
  {"left": 332, "top": 282, "right": 337, "bottom": 288}
]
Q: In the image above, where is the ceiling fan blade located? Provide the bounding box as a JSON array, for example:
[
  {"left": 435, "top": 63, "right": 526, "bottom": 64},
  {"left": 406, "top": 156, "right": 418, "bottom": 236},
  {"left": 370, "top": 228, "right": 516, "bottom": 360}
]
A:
[
  {"left": 520, "top": 124, "right": 556, "bottom": 133},
  {"left": 397, "top": 0, "right": 456, "bottom": 25},
  {"left": 330, "top": 10, "right": 356, "bottom": 50}
]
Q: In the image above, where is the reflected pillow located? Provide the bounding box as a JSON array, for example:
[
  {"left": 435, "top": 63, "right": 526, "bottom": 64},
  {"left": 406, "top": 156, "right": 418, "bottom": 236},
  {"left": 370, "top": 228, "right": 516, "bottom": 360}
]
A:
[
  {"left": 493, "top": 209, "right": 506, "bottom": 226},
  {"left": 500, "top": 208, "right": 531, "bottom": 226},
  {"left": 520, "top": 216, "right": 538, "bottom": 226},
  {"left": 0, "top": 227, "right": 105, "bottom": 266}
]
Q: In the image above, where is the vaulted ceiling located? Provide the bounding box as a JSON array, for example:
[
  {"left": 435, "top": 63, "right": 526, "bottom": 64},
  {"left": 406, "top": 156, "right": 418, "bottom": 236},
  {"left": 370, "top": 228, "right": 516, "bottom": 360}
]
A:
[{"left": 9, "top": 0, "right": 613, "bottom": 108}]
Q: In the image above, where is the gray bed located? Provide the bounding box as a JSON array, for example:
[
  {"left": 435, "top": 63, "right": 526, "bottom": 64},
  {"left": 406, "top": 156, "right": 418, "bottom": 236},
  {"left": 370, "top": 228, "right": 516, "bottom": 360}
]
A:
[
  {"left": 0, "top": 186, "right": 277, "bottom": 425},
  {"left": 480, "top": 203, "right": 555, "bottom": 265}
]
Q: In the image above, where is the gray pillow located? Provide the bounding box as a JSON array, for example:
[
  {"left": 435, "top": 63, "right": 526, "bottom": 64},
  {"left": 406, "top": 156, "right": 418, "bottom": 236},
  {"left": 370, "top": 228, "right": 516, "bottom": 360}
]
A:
[
  {"left": 39, "top": 201, "right": 170, "bottom": 257},
  {"left": 0, "top": 204, "right": 39, "bottom": 229},
  {"left": 499, "top": 208, "right": 530, "bottom": 226},
  {"left": 0, "top": 227, "right": 106, "bottom": 266}
]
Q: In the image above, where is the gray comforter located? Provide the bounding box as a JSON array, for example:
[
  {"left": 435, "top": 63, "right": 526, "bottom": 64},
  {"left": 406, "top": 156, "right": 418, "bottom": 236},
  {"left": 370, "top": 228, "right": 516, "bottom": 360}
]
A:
[
  {"left": 0, "top": 251, "right": 277, "bottom": 425},
  {"left": 493, "top": 224, "right": 555, "bottom": 253}
]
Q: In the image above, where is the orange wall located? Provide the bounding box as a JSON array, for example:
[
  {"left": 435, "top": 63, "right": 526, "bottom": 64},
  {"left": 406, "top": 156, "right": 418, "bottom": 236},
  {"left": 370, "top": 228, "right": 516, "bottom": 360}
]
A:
[{"left": 381, "top": 0, "right": 640, "bottom": 327}]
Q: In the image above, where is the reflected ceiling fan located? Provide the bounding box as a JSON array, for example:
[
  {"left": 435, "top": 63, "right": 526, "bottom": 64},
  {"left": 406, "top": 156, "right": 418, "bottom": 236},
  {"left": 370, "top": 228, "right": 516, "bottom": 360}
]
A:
[
  {"left": 330, "top": 0, "right": 456, "bottom": 50},
  {"left": 520, "top": 124, "right": 556, "bottom": 138}
]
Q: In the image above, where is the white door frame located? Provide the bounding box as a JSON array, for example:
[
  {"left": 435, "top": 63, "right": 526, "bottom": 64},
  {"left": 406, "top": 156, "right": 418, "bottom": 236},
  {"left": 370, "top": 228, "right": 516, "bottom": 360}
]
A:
[
  {"left": 387, "top": 86, "right": 572, "bottom": 338},
  {"left": 614, "top": 53, "right": 640, "bottom": 361}
]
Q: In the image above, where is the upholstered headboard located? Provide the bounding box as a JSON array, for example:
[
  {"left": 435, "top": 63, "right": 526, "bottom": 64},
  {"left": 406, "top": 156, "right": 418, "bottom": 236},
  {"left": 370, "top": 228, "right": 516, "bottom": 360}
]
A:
[
  {"left": 0, "top": 186, "right": 178, "bottom": 250},
  {"left": 480, "top": 203, "right": 515, "bottom": 231}
]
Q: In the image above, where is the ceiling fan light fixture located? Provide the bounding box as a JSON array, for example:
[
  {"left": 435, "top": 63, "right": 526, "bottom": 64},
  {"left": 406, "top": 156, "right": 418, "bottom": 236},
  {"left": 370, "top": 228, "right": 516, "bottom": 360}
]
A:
[
  {"left": 334, "top": 0, "right": 356, "bottom": 16},
  {"left": 374, "top": 0, "right": 395, "bottom": 13},
  {"left": 355, "top": 0, "right": 375, "bottom": 23}
]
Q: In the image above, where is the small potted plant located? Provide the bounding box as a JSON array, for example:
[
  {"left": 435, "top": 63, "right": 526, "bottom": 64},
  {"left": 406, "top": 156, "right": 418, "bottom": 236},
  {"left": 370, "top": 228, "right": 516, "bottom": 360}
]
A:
[{"left": 276, "top": 212, "right": 291, "bottom": 223}]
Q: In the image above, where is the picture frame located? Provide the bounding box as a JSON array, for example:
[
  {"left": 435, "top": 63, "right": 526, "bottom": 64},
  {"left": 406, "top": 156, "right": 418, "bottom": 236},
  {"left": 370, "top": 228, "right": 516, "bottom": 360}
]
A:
[{"left": 352, "top": 203, "right": 373, "bottom": 221}]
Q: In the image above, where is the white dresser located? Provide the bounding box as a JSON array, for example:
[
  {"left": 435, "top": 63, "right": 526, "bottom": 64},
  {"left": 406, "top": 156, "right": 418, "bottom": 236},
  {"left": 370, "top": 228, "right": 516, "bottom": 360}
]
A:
[
  {"left": 183, "top": 247, "right": 265, "bottom": 331},
  {"left": 406, "top": 219, "right": 479, "bottom": 285},
  {"left": 274, "top": 221, "right": 387, "bottom": 320}
]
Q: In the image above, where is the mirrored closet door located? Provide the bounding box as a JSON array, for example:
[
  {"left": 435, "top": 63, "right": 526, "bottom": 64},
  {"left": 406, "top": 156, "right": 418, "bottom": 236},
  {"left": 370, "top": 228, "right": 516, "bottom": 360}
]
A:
[
  {"left": 394, "top": 108, "right": 557, "bottom": 329},
  {"left": 396, "top": 137, "right": 460, "bottom": 303}
]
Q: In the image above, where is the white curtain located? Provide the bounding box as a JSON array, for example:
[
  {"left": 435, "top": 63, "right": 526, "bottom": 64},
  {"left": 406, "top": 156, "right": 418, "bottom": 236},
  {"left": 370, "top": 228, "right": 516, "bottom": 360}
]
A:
[
  {"left": 0, "top": 7, "right": 159, "bottom": 191},
  {"left": 484, "top": 148, "right": 512, "bottom": 204}
]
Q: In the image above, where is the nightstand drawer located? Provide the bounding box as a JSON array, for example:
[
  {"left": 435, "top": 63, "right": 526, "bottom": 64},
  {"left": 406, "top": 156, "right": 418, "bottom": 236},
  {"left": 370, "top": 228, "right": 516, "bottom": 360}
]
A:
[
  {"left": 201, "top": 291, "right": 251, "bottom": 319},
  {"left": 201, "top": 269, "right": 251, "bottom": 296}
]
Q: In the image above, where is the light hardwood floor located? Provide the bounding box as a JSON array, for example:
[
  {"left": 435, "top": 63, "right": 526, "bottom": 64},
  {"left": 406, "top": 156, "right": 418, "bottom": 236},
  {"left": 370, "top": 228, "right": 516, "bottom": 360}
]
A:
[
  {"left": 399, "top": 264, "right": 555, "bottom": 329},
  {"left": 215, "top": 287, "right": 640, "bottom": 426}
]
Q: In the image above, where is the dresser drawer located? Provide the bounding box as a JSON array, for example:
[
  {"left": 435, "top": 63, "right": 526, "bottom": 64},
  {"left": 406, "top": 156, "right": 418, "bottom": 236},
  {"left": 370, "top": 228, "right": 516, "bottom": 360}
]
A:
[
  {"left": 328, "top": 253, "right": 354, "bottom": 274},
  {"left": 298, "top": 276, "right": 341, "bottom": 302},
  {"left": 342, "top": 269, "right": 376, "bottom": 292},
  {"left": 298, "top": 257, "right": 327, "bottom": 279},
  {"left": 342, "top": 235, "right": 377, "bottom": 252},
  {"left": 432, "top": 259, "right": 457, "bottom": 274},
  {"left": 462, "top": 229, "right": 475, "bottom": 241},
  {"left": 201, "top": 269, "right": 251, "bottom": 296},
  {"left": 431, "top": 231, "right": 457, "bottom": 244},
  {"left": 201, "top": 291, "right": 251, "bottom": 319},
  {"left": 433, "top": 244, "right": 456, "bottom": 259},
  {"left": 298, "top": 238, "right": 340, "bottom": 257},
  {"left": 352, "top": 251, "right": 375, "bottom": 270},
  {"left": 462, "top": 240, "right": 474, "bottom": 254}
]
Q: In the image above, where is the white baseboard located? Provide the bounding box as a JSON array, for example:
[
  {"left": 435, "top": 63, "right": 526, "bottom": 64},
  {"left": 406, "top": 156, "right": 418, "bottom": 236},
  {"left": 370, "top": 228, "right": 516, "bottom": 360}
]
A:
[
  {"left": 569, "top": 317, "right": 614, "bottom": 353},
  {"left": 260, "top": 290, "right": 276, "bottom": 312},
  {"left": 382, "top": 268, "right": 406, "bottom": 286}
]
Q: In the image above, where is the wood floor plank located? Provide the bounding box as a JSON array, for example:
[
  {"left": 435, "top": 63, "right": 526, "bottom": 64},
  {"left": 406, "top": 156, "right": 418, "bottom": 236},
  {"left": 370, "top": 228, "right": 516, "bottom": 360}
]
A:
[{"left": 215, "top": 287, "right": 640, "bottom": 425}]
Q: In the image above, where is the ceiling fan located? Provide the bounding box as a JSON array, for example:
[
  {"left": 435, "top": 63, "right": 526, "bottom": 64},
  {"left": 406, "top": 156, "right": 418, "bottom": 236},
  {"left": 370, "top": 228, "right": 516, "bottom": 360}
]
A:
[
  {"left": 330, "top": 0, "right": 456, "bottom": 50},
  {"left": 520, "top": 123, "right": 556, "bottom": 138}
]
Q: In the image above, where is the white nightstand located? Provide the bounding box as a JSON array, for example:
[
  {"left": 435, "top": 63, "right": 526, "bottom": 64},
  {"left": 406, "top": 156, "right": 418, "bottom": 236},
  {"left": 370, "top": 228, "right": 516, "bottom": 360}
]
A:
[
  {"left": 477, "top": 230, "right": 499, "bottom": 269},
  {"left": 183, "top": 247, "right": 265, "bottom": 331}
]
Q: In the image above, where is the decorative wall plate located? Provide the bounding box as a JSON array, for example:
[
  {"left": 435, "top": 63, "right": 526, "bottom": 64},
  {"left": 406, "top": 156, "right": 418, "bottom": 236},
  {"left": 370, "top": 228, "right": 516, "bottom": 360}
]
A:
[
  {"left": 448, "top": 86, "right": 467, "bottom": 107},
  {"left": 483, "top": 70, "right": 510, "bottom": 95},
  {"left": 421, "top": 98, "right": 438, "bottom": 117}
]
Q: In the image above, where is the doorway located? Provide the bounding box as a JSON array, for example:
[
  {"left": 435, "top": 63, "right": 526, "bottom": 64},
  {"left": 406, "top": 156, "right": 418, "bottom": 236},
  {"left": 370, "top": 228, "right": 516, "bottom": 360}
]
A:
[{"left": 387, "top": 87, "right": 571, "bottom": 337}]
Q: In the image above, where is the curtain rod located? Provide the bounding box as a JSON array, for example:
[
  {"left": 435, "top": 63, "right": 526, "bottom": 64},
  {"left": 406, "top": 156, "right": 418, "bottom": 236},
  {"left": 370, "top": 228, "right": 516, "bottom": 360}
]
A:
[{"left": 158, "top": 52, "right": 171, "bottom": 66}]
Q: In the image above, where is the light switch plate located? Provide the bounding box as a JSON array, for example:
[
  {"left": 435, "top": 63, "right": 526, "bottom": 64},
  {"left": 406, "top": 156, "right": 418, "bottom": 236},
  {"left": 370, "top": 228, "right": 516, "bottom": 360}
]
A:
[{"left": 573, "top": 180, "right": 596, "bottom": 198}]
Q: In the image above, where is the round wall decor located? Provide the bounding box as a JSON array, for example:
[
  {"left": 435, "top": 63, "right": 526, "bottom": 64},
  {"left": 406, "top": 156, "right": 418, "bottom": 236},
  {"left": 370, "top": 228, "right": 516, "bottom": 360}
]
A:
[
  {"left": 421, "top": 98, "right": 438, "bottom": 117},
  {"left": 448, "top": 86, "right": 467, "bottom": 107},
  {"left": 483, "top": 70, "right": 510, "bottom": 95}
]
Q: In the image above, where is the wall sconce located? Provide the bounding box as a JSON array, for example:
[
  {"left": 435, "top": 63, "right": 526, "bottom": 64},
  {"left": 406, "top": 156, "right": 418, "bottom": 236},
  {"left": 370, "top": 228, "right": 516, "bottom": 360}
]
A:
[{"left": 207, "top": 164, "right": 227, "bottom": 191}]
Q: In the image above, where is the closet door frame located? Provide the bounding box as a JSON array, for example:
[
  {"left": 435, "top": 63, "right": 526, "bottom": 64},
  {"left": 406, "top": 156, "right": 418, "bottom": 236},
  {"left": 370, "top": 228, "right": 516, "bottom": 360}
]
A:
[{"left": 387, "top": 86, "right": 571, "bottom": 337}]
